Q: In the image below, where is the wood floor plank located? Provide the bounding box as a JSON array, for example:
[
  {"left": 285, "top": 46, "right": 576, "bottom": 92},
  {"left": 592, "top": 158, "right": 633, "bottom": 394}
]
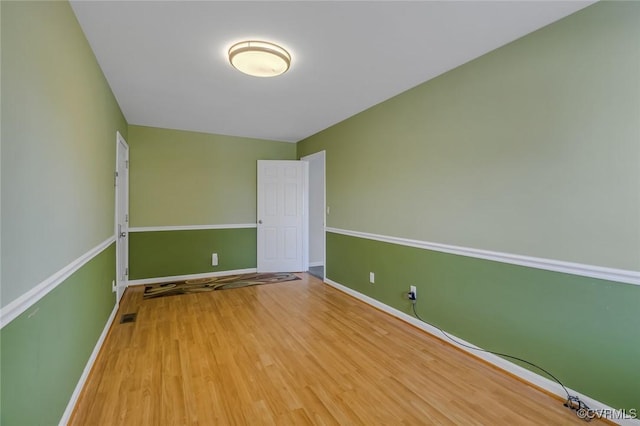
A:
[{"left": 69, "top": 273, "right": 600, "bottom": 425}]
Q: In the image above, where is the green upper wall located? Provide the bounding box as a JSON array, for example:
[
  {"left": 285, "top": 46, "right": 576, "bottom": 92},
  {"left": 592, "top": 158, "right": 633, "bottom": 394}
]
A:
[
  {"left": 1, "top": 1, "right": 128, "bottom": 307},
  {"left": 298, "top": 2, "right": 640, "bottom": 272},
  {"left": 128, "top": 125, "right": 296, "bottom": 227}
]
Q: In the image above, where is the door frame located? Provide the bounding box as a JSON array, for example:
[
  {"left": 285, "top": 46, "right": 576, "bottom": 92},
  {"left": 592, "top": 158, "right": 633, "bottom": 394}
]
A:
[
  {"left": 301, "top": 151, "right": 326, "bottom": 279},
  {"left": 115, "top": 131, "right": 129, "bottom": 302}
]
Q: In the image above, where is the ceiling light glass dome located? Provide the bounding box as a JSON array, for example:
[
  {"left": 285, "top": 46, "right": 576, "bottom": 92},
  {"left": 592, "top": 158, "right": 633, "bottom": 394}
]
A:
[{"left": 228, "top": 40, "right": 291, "bottom": 77}]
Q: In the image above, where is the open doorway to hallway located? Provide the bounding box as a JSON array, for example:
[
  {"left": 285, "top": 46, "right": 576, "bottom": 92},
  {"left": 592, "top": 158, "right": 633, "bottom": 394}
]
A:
[{"left": 302, "top": 151, "right": 326, "bottom": 280}]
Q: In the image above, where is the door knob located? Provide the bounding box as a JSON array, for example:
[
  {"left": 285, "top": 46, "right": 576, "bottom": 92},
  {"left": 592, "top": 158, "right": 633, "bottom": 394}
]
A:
[{"left": 119, "top": 232, "right": 126, "bottom": 238}]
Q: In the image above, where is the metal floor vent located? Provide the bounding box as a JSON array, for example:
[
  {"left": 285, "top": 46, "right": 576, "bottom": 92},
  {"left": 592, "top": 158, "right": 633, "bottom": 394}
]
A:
[{"left": 120, "top": 313, "right": 137, "bottom": 324}]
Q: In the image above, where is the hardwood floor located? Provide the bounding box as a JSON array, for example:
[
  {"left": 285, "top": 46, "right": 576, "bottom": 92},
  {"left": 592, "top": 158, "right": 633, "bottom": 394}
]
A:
[{"left": 70, "top": 273, "right": 596, "bottom": 425}]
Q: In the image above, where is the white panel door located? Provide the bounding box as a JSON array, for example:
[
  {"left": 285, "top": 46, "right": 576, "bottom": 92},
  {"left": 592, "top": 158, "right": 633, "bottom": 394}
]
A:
[
  {"left": 257, "top": 160, "right": 307, "bottom": 272},
  {"left": 115, "top": 132, "right": 129, "bottom": 302}
]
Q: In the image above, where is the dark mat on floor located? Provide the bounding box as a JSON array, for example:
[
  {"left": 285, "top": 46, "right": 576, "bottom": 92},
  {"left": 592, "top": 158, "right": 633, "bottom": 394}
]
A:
[{"left": 143, "top": 272, "right": 301, "bottom": 299}]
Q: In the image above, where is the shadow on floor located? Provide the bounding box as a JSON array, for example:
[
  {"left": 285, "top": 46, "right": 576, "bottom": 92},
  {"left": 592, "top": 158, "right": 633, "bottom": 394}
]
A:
[{"left": 308, "top": 266, "right": 324, "bottom": 280}]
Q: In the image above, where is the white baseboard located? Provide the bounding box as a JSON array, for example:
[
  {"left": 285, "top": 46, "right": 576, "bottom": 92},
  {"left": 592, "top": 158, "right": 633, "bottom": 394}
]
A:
[
  {"left": 324, "top": 277, "right": 639, "bottom": 425},
  {"left": 59, "top": 302, "right": 119, "bottom": 426},
  {"left": 308, "top": 261, "right": 324, "bottom": 267},
  {"left": 127, "top": 268, "right": 258, "bottom": 286}
]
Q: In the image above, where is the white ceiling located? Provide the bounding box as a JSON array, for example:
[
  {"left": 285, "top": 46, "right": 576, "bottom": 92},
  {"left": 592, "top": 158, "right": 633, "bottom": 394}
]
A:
[{"left": 70, "top": 1, "right": 595, "bottom": 143}]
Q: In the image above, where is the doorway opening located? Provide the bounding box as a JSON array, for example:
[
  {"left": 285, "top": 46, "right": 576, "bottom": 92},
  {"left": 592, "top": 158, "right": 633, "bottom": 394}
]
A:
[{"left": 301, "top": 151, "right": 326, "bottom": 280}]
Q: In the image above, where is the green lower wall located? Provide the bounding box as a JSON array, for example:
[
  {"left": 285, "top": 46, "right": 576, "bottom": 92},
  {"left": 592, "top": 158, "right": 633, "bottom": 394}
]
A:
[
  {"left": 0, "top": 244, "right": 116, "bottom": 425},
  {"left": 327, "top": 232, "right": 640, "bottom": 411},
  {"left": 129, "top": 228, "right": 257, "bottom": 280}
]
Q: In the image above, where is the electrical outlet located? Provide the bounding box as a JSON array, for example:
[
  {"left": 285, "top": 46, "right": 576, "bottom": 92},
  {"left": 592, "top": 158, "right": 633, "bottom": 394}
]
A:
[
  {"left": 369, "top": 272, "right": 375, "bottom": 283},
  {"left": 212, "top": 253, "right": 219, "bottom": 266},
  {"left": 111, "top": 280, "right": 116, "bottom": 293},
  {"left": 410, "top": 285, "right": 417, "bottom": 300}
]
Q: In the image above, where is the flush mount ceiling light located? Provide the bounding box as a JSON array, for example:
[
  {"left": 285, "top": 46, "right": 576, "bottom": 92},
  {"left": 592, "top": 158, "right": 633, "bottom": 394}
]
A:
[{"left": 228, "top": 40, "right": 291, "bottom": 77}]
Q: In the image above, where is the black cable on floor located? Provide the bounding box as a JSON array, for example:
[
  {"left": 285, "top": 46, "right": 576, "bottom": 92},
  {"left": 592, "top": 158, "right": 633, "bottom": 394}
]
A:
[{"left": 409, "top": 298, "right": 591, "bottom": 419}]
